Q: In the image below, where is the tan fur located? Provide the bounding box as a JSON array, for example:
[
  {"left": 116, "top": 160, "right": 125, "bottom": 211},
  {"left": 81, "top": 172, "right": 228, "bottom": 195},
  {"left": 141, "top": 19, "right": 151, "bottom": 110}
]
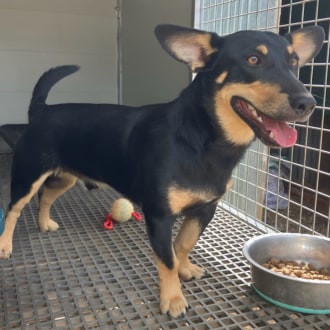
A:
[
  {"left": 287, "top": 45, "right": 294, "bottom": 54},
  {"left": 156, "top": 254, "right": 188, "bottom": 317},
  {"left": 256, "top": 44, "right": 268, "bottom": 55},
  {"left": 214, "top": 81, "right": 290, "bottom": 145},
  {"left": 174, "top": 218, "right": 204, "bottom": 281},
  {"left": 291, "top": 32, "right": 317, "bottom": 66},
  {"left": 0, "top": 172, "right": 52, "bottom": 258},
  {"left": 216, "top": 71, "right": 228, "bottom": 84},
  {"left": 214, "top": 97, "right": 255, "bottom": 145},
  {"left": 167, "top": 185, "right": 215, "bottom": 214},
  {"left": 39, "top": 172, "right": 77, "bottom": 232},
  {"left": 226, "top": 178, "right": 233, "bottom": 191},
  {"left": 173, "top": 179, "right": 232, "bottom": 280},
  {"left": 168, "top": 178, "right": 233, "bottom": 215},
  {"left": 170, "top": 33, "right": 217, "bottom": 72}
]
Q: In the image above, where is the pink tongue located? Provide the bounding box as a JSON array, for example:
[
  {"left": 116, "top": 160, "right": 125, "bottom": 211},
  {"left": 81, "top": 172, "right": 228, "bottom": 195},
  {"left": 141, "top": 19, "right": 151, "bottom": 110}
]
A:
[{"left": 263, "top": 117, "right": 297, "bottom": 147}]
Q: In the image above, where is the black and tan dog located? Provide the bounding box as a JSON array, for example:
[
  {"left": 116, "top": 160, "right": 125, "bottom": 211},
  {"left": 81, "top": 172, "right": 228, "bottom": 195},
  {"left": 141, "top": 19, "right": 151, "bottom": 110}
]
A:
[{"left": 0, "top": 24, "right": 324, "bottom": 317}]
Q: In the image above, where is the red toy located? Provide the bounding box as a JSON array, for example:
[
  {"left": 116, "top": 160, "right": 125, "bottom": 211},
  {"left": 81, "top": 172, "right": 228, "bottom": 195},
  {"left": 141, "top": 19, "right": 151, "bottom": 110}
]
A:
[{"left": 104, "top": 198, "right": 142, "bottom": 230}]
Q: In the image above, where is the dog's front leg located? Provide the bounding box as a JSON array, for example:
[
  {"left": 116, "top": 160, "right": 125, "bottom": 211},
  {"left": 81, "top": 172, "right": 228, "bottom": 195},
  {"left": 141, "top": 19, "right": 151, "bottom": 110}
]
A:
[
  {"left": 174, "top": 202, "right": 217, "bottom": 281},
  {"left": 146, "top": 215, "right": 188, "bottom": 318}
]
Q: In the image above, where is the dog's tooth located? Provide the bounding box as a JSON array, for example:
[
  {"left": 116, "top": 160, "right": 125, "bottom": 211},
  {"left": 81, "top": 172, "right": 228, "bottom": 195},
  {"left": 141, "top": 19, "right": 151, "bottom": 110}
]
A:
[
  {"left": 257, "top": 116, "right": 263, "bottom": 123},
  {"left": 269, "top": 131, "right": 274, "bottom": 139},
  {"left": 251, "top": 109, "right": 258, "bottom": 117}
]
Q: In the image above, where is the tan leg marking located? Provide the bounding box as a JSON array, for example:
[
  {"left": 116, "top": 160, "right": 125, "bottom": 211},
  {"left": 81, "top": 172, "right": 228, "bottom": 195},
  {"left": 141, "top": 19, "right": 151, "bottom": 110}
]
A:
[
  {"left": 156, "top": 253, "right": 188, "bottom": 318},
  {"left": 38, "top": 172, "right": 77, "bottom": 232},
  {"left": 0, "top": 172, "right": 52, "bottom": 258},
  {"left": 174, "top": 218, "right": 204, "bottom": 281}
]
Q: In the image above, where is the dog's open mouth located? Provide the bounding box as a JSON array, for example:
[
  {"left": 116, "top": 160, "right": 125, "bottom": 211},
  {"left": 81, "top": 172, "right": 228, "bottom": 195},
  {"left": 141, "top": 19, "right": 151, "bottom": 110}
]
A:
[{"left": 231, "top": 97, "right": 297, "bottom": 148}]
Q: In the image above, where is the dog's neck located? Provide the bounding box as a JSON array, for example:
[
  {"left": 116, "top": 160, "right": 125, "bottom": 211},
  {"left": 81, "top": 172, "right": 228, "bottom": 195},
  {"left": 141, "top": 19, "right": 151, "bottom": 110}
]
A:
[{"left": 167, "top": 75, "right": 249, "bottom": 193}]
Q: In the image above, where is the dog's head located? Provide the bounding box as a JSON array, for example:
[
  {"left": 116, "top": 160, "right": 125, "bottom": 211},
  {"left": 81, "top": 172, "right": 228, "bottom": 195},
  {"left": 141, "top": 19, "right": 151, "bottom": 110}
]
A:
[{"left": 155, "top": 24, "right": 324, "bottom": 147}]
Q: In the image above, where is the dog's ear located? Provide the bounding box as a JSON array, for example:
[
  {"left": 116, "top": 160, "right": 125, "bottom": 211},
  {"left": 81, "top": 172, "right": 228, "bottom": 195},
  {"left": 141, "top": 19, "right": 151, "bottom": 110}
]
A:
[
  {"left": 285, "top": 26, "right": 324, "bottom": 66},
  {"left": 155, "top": 24, "right": 219, "bottom": 72}
]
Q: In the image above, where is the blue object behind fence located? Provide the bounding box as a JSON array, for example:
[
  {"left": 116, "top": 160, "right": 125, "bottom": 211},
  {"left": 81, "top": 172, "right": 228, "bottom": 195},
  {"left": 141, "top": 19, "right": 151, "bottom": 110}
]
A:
[{"left": 0, "top": 208, "right": 4, "bottom": 235}]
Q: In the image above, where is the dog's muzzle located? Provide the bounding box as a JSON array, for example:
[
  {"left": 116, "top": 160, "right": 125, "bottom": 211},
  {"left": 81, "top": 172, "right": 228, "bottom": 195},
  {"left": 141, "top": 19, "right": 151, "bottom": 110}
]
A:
[{"left": 289, "top": 93, "right": 316, "bottom": 118}]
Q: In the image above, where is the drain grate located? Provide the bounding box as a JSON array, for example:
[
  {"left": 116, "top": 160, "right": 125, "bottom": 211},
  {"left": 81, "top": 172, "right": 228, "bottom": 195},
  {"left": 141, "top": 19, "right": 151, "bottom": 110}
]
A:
[{"left": 0, "top": 184, "right": 329, "bottom": 329}]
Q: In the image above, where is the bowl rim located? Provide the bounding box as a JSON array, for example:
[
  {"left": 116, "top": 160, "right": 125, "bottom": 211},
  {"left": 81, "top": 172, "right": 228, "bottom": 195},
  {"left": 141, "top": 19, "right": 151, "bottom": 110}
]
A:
[{"left": 243, "top": 233, "right": 330, "bottom": 284}]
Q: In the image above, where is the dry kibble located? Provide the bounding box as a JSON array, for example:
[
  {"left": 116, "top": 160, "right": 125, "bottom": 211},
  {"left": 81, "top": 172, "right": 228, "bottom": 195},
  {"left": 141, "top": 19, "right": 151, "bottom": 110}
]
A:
[
  {"left": 263, "top": 258, "right": 330, "bottom": 281},
  {"left": 294, "top": 270, "right": 302, "bottom": 277},
  {"left": 270, "top": 257, "right": 279, "bottom": 265},
  {"left": 308, "top": 263, "right": 316, "bottom": 271},
  {"left": 271, "top": 267, "right": 281, "bottom": 273},
  {"left": 320, "top": 267, "right": 329, "bottom": 275},
  {"left": 283, "top": 268, "right": 291, "bottom": 276}
]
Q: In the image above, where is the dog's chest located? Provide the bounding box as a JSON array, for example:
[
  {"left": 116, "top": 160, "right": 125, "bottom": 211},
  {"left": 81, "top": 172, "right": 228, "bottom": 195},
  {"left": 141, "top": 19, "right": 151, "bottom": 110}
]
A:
[{"left": 166, "top": 178, "right": 232, "bottom": 215}]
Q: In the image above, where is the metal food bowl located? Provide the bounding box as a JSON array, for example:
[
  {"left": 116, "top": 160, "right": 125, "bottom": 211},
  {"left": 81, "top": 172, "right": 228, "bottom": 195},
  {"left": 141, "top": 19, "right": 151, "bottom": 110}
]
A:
[{"left": 243, "top": 233, "right": 330, "bottom": 314}]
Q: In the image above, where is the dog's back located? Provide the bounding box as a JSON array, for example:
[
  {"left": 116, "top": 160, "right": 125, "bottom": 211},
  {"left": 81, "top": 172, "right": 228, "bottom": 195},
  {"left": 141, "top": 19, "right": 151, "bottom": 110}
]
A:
[{"left": 22, "top": 63, "right": 238, "bottom": 204}]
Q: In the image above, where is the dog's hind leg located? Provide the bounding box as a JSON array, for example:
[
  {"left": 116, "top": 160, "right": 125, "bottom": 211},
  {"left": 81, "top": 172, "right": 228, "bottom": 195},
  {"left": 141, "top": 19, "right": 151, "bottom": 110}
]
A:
[
  {"left": 174, "top": 202, "right": 217, "bottom": 281},
  {"left": 0, "top": 172, "right": 52, "bottom": 258},
  {"left": 38, "top": 172, "right": 77, "bottom": 232}
]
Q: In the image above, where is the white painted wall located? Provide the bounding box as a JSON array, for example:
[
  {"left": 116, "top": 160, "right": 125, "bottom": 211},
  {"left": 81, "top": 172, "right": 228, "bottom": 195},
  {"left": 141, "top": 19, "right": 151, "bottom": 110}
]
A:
[
  {"left": 120, "top": 0, "right": 193, "bottom": 106},
  {"left": 0, "top": 0, "right": 118, "bottom": 125}
]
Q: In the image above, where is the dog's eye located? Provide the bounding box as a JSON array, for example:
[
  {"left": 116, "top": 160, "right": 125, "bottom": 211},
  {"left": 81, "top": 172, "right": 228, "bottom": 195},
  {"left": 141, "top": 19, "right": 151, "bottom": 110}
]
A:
[{"left": 247, "top": 55, "right": 260, "bottom": 65}]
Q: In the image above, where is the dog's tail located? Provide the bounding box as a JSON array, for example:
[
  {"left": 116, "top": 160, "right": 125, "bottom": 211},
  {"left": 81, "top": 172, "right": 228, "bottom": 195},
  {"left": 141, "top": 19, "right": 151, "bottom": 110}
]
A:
[{"left": 28, "top": 65, "right": 80, "bottom": 122}]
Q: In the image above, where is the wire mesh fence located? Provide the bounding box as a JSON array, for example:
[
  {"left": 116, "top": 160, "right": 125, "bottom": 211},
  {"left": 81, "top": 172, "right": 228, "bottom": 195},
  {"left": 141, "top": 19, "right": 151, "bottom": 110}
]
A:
[{"left": 195, "top": 0, "right": 330, "bottom": 236}]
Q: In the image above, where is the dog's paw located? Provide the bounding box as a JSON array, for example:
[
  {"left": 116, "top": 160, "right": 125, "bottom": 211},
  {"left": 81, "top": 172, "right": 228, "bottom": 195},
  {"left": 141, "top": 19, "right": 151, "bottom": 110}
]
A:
[
  {"left": 0, "top": 237, "right": 12, "bottom": 259},
  {"left": 40, "top": 219, "right": 59, "bottom": 232},
  {"left": 160, "top": 292, "right": 188, "bottom": 318},
  {"left": 179, "top": 260, "right": 205, "bottom": 281}
]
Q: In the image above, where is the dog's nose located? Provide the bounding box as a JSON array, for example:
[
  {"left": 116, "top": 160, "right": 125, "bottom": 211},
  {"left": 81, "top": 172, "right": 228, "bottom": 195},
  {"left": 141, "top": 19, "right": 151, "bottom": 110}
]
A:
[{"left": 290, "top": 93, "right": 316, "bottom": 115}]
